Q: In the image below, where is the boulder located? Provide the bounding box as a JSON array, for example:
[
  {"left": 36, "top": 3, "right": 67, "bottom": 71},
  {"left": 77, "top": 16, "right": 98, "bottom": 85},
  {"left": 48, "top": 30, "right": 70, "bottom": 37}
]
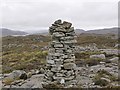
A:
[
  {"left": 10, "top": 70, "right": 27, "bottom": 80},
  {"left": 3, "top": 70, "right": 27, "bottom": 85}
]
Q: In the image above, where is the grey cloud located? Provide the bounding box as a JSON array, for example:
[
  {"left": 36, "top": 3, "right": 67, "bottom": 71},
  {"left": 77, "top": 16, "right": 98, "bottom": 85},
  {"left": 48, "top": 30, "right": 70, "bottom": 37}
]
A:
[{"left": 1, "top": 0, "right": 118, "bottom": 31}]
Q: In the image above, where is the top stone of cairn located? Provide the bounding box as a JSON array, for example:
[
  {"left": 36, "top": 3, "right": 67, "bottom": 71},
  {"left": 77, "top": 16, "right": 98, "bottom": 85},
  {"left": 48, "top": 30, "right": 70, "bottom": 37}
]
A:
[{"left": 49, "top": 19, "right": 73, "bottom": 34}]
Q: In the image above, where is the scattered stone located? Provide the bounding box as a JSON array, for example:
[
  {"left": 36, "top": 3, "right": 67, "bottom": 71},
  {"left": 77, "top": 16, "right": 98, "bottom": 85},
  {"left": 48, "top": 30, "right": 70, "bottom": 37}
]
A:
[
  {"left": 100, "top": 77, "right": 111, "bottom": 83},
  {"left": 109, "top": 57, "right": 119, "bottom": 63},
  {"left": 6, "top": 70, "right": 27, "bottom": 80},
  {"left": 100, "top": 49, "right": 119, "bottom": 56},
  {"left": 90, "top": 54, "right": 105, "bottom": 59}
]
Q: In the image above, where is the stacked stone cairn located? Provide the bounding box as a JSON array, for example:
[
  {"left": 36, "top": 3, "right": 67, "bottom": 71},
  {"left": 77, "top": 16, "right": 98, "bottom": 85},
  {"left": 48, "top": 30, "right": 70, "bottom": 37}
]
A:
[{"left": 44, "top": 19, "right": 77, "bottom": 87}]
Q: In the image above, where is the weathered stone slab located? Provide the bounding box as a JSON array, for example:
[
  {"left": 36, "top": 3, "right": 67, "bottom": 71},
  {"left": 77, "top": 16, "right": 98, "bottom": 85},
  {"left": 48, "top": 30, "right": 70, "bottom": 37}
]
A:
[
  {"left": 54, "top": 43, "right": 64, "bottom": 48},
  {"left": 47, "top": 60, "right": 55, "bottom": 65},
  {"left": 64, "top": 59, "right": 75, "bottom": 63},
  {"left": 63, "top": 63, "right": 76, "bottom": 70}
]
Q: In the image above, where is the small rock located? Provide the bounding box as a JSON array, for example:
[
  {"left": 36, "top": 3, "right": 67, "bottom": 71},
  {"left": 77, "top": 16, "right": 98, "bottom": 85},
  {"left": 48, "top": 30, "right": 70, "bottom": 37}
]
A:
[
  {"left": 60, "top": 78, "right": 65, "bottom": 84},
  {"left": 63, "top": 63, "right": 76, "bottom": 70},
  {"left": 62, "top": 21, "right": 72, "bottom": 29},
  {"left": 109, "top": 57, "right": 119, "bottom": 63},
  {"left": 100, "top": 62, "right": 105, "bottom": 64},
  {"left": 64, "top": 76, "right": 75, "bottom": 80},
  {"left": 39, "top": 68, "right": 45, "bottom": 74},
  {"left": 47, "top": 60, "right": 55, "bottom": 65},
  {"left": 35, "top": 69, "right": 40, "bottom": 74},
  {"left": 64, "top": 59, "right": 74, "bottom": 63},
  {"left": 53, "top": 32, "right": 65, "bottom": 38},
  {"left": 19, "top": 73, "right": 27, "bottom": 80},
  {"left": 90, "top": 54, "right": 105, "bottom": 59},
  {"left": 54, "top": 19, "right": 62, "bottom": 24},
  {"left": 51, "top": 66, "right": 61, "bottom": 72},
  {"left": 46, "top": 71, "right": 53, "bottom": 77},
  {"left": 101, "top": 77, "right": 111, "bottom": 83}
]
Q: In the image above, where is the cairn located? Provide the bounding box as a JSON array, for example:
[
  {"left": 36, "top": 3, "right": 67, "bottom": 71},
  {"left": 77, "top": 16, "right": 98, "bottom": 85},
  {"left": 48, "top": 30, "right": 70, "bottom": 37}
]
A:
[{"left": 44, "top": 20, "right": 77, "bottom": 87}]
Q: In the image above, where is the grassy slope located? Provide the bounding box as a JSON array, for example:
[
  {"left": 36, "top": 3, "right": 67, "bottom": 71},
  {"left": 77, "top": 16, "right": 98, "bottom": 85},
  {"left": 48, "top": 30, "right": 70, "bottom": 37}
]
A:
[{"left": 2, "top": 34, "right": 119, "bottom": 73}]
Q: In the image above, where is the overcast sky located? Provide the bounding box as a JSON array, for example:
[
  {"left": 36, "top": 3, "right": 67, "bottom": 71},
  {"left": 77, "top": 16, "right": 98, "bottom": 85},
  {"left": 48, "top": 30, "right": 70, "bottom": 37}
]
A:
[{"left": 0, "top": 0, "right": 119, "bottom": 32}]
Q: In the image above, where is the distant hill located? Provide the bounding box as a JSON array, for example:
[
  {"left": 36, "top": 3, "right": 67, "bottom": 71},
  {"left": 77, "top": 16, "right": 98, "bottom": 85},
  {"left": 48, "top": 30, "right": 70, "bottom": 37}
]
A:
[
  {"left": 1, "top": 27, "right": 119, "bottom": 37},
  {"left": 85, "top": 27, "right": 119, "bottom": 35},
  {"left": 31, "top": 27, "right": 119, "bottom": 35},
  {"left": 29, "top": 29, "right": 85, "bottom": 35},
  {"left": 0, "top": 28, "right": 28, "bottom": 37},
  {"left": 30, "top": 30, "right": 49, "bottom": 35},
  {"left": 75, "top": 29, "right": 85, "bottom": 34}
]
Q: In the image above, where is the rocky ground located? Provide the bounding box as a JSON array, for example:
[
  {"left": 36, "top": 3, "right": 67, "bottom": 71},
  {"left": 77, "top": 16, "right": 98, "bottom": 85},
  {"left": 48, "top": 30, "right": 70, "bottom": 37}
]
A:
[
  {"left": 1, "top": 48, "right": 119, "bottom": 89},
  {"left": 1, "top": 29, "right": 120, "bottom": 89}
]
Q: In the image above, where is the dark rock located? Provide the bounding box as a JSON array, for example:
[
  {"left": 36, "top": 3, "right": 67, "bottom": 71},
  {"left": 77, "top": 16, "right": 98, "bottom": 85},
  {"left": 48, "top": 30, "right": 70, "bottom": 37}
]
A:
[{"left": 62, "top": 21, "right": 72, "bottom": 29}]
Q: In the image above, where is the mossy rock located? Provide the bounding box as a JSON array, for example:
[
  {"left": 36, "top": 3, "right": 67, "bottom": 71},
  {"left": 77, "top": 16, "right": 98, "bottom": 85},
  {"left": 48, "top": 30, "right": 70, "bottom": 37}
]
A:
[{"left": 3, "top": 77, "right": 14, "bottom": 85}]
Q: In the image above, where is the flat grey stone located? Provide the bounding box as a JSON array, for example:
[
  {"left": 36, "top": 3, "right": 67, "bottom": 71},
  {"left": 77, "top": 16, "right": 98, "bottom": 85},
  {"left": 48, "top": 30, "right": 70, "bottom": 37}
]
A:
[
  {"left": 63, "top": 63, "right": 76, "bottom": 70},
  {"left": 90, "top": 54, "right": 106, "bottom": 59},
  {"left": 47, "top": 60, "right": 55, "bottom": 64}
]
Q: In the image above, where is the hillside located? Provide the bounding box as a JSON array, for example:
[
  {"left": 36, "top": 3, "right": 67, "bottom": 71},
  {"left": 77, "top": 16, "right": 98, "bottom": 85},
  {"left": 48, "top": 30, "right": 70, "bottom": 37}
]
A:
[
  {"left": 0, "top": 28, "right": 28, "bottom": 37},
  {"left": 28, "top": 27, "right": 119, "bottom": 35},
  {"left": 2, "top": 33, "right": 119, "bottom": 73},
  {"left": 75, "top": 29, "right": 85, "bottom": 34},
  {"left": 85, "top": 27, "right": 119, "bottom": 35},
  {"left": 2, "top": 33, "right": 120, "bottom": 88},
  {"left": 1, "top": 27, "right": 119, "bottom": 37}
]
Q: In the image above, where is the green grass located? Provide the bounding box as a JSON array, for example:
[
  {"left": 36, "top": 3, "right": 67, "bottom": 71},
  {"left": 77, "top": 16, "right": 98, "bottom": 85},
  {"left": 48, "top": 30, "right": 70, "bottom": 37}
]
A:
[
  {"left": 2, "top": 34, "right": 119, "bottom": 73},
  {"left": 76, "top": 34, "right": 118, "bottom": 49},
  {"left": 75, "top": 51, "right": 105, "bottom": 66},
  {"left": 75, "top": 51, "right": 103, "bottom": 59},
  {"left": 2, "top": 51, "right": 48, "bottom": 73}
]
